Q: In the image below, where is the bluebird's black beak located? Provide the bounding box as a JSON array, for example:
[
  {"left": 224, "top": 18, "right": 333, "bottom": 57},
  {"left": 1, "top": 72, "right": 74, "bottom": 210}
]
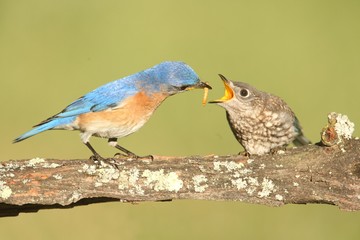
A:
[
  {"left": 185, "top": 81, "right": 212, "bottom": 91},
  {"left": 209, "top": 74, "right": 234, "bottom": 103}
]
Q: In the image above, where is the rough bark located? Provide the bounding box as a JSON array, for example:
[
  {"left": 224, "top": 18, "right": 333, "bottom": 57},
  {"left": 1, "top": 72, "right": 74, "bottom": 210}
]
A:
[{"left": 1, "top": 138, "right": 359, "bottom": 217}]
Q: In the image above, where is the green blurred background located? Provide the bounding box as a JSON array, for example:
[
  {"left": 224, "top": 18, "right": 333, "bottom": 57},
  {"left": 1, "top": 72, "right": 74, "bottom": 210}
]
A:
[{"left": 1, "top": 0, "right": 360, "bottom": 239}]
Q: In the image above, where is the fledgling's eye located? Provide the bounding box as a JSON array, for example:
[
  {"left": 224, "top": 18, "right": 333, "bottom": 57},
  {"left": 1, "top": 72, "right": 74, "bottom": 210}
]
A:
[{"left": 239, "top": 88, "right": 249, "bottom": 97}]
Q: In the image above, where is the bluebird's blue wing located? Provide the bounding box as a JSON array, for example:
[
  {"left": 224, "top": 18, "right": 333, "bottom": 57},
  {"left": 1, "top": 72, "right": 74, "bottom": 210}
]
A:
[
  {"left": 56, "top": 77, "right": 138, "bottom": 118},
  {"left": 14, "top": 75, "right": 139, "bottom": 143}
]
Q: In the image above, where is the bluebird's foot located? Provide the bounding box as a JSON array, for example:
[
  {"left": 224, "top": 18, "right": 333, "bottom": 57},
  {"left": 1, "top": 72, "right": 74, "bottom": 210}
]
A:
[
  {"left": 112, "top": 142, "right": 153, "bottom": 161},
  {"left": 85, "top": 142, "right": 119, "bottom": 168},
  {"left": 89, "top": 153, "right": 105, "bottom": 163},
  {"left": 90, "top": 154, "right": 121, "bottom": 169},
  {"left": 85, "top": 142, "right": 104, "bottom": 163}
]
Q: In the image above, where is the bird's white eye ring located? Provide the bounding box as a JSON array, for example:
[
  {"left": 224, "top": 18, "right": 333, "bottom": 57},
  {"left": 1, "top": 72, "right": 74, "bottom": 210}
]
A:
[{"left": 240, "top": 88, "right": 249, "bottom": 97}]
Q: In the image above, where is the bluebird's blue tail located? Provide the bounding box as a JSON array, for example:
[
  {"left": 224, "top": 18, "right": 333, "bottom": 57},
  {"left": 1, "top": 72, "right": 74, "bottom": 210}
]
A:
[{"left": 13, "top": 116, "right": 76, "bottom": 143}]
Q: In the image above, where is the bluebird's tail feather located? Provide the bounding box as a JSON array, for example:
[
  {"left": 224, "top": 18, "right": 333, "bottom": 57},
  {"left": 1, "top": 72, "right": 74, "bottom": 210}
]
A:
[{"left": 13, "top": 117, "right": 75, "bottom": 143}]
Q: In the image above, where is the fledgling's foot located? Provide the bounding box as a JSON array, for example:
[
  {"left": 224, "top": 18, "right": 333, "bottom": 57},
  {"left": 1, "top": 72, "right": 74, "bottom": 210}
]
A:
[
  {"left": 238, "top": 151, "right": 251, "bottom": 158},
  {"left": 270, "top": 146, "right": 287, "bottom": 155}
]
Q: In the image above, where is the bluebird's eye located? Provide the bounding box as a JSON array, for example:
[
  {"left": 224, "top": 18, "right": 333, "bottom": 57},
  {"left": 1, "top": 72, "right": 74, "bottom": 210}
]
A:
[
  {"left": 178, "top": 85, "right": 191, "bottom": 91},
  {"left": 240, "top": 88, "right": 249, "bottom": 97}
]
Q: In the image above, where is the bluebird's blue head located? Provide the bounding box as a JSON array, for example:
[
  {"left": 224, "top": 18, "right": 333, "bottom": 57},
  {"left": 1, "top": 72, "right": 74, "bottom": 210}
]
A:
[{"left": 138, "top": 61, "right": 211, "bottom": 94}]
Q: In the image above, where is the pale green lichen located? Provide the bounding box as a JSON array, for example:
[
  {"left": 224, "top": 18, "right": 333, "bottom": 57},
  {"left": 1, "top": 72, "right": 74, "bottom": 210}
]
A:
[
  {"left": 192, "top": 175, "right": 208, "bottom": 192},
  {"left": 198, "top": 165, "right": 206, "bottom": 172},
  {"left": 0, "top": 181, "right": 12, "bottom": 200},
  {"left": 1, "top": 173, "right": 15, "bottom": 178},
  {"left": 128, "top": 168, "right": 140, "bottom": 185},
  {"left": 244, "top": 177, "right": 259, "bottom": 195},
  {"left": 26, "top": 158, "right": 60, "bottom": 169},
  {"left": 27, "top": 157, "right": 45, "bottom": 167},
  {"left": 68, "top": 191, "right": 81, "bottom": 203},
  {"left": 257, "top": 178, "right": 275, "bottom": 198},
  {"left": 97, "top": 166, "right": 120, "bottom": 184},
  {"left": 1, "top": 162, "right": 20, "bottom": 172},
  {"left": 231, "top": 175, "right": 259, "bottom": 195},
  {"left": 22, "top": 179, "right": 30, "bottom": 184},
  {"left": 247, "top": 176, "right": 259, "bottom": 186},
  {"left": 118, "top": 171, "right": 129, "bottom": 190},
  {"left": 246, "top": 186, "right": 257, "bottom": 195},
  {"left": 277, "top": 150, "right": 285, "bottom": 155},
  {"left": 81, "top": 164, "right": 97, "bottom": 175},
  {"left": 117, "top": 167, "right": 144, "bottom": 195},
  {"left": 231, "top": 178, "right": 247, "bottom": 190},
  {"left": 53, "top": 174, "right": 63, "bottom": 180},
  {"left": 275, "top": 194, "right": 284, "bottom": 201},
  {"left": 214, "top": 161, "right": 244, "bottom": 172},
  {"left": 118, "top": 169, "right": 136, "bottom": 189},
  {"left": 333, "top": 113, "right": 355, "bottom": 140},
  {"left": 142, "top": 169, "right": 183, "bottom": 192},
  {"left": 247, "top": 159, "right": 254, "bottom": 164},
  {"left": 43, "top": 162, "right": 61, "bottom": 168},
  {"left": 238, "top": 168, "right": 253, "bottom": 175}
]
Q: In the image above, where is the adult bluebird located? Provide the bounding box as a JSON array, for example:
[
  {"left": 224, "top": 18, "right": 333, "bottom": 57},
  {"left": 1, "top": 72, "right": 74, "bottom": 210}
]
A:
[
  {"left": 14, "top": 61, "right": 211, "bottom": 160},
  {"left": 209, "top": 74, "right": 310, "bottom": 155}
]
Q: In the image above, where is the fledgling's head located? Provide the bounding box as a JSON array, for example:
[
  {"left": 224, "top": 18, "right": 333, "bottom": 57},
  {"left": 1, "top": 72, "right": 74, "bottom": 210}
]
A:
[
  {"left": 209, "top": 74, "right": 264, "bottom": 115},
  {"left": 143, "top": 61, "right": 212, "bottom": 94}
]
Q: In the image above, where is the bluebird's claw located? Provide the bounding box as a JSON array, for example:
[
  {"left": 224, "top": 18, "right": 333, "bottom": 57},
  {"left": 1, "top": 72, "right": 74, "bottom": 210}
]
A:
[
  {"left": 89, "top": 153, "right": 104, "bottom": 162},
  {"left": 85, "top": 142, "right": 119, "bottom": 168},
  {"left": 85, "top": 142, "right": 104, "bottom": 162},
  {"left": 89, "top": 153, "right": 121, "bottom": 170}
]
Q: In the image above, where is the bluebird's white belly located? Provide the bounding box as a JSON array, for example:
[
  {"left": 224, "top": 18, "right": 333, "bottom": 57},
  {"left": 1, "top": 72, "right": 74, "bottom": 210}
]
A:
[{"left": 89, "top": 119, "right": 147, "bottom": 139}]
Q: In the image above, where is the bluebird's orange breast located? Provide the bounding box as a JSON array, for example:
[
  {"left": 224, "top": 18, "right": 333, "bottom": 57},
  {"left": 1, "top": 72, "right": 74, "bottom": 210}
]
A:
[{"left": 75, "top": 91, "right": 169, "bottom": 139}]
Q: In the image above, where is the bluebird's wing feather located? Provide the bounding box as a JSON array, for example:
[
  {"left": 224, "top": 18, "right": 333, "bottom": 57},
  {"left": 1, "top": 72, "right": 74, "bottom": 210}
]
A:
[
  {"left": 57, "top": 77, "right": 138, "bottom": 117},
  {"left": 14, "top": 75, "right": 139, "bottom": 142}
]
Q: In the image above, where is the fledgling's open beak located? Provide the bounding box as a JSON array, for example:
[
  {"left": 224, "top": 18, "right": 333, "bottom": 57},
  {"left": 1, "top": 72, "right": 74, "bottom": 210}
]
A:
[
  {"left": 209, "top": 74, "right": 234, "bottom": 103},
  {"left": 185, "top": 81, "right": 212, "bottom": 91}
]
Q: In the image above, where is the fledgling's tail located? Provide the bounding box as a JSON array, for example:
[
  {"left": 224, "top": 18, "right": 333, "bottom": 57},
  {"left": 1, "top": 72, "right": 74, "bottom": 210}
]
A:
[
  {"left": 293, "top": 133, "right": 311, "bottom": 146},
  {"left": 292, "top": 116, "right": 311, "bottom": 146},
  {"left": 13, "top": 117, "right": 75, "bottom": 143}
]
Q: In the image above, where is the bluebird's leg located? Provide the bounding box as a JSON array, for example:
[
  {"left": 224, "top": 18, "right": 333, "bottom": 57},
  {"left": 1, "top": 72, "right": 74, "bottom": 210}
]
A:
[
  {"left": 84, "top": 142, "right": 104, "bottom": 161},
  {"left": 108, "top": 138, "right": 153, "bottom": 160}
]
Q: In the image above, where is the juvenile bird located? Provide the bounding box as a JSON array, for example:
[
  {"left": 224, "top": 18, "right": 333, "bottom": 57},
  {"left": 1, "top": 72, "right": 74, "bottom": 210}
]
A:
[
  {"left": 14, "top": 61, "right": 211, "bottom": 160},
  {"left": 210, "top": 74, "right": 310, "bottom": 155}
]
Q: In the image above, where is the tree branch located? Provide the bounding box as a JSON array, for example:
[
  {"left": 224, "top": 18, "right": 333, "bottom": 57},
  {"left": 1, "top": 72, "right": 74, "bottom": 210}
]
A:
[{"left": 1, "top": 136, "right": 360, "bottom": 217}]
